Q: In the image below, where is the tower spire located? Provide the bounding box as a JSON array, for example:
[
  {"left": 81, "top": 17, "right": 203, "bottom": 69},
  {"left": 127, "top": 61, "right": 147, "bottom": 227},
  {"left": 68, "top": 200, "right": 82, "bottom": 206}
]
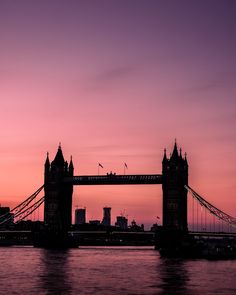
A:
[
  {"left": 184, "top": 152, "right": 188, "bottom": 165},
  {"left": 170, "top": 139, "right": 179, "bottom": 160},
  {"left": 45, "top": 152, "right": 50, "bottom": 167},
  {"left": 162, "top": 148, "right": 168, "bottom": 163},
  {"left": 69, "top": 155, "right": 74, "bottom": 175},
  {"left": 53, "top": 144, "right": 65, "bottom": 165},
  {"left": 44, "top": 152, "right": 50, "bottom": 180}
]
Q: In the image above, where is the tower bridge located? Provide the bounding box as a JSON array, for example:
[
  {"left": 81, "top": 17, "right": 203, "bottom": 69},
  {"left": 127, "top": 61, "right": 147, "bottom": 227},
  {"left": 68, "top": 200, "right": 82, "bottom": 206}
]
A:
[
  {"left": 1, "top": 141, "right": 236, "bottom": 256},
  {"left": 41, "top": 142, "right": 188, "bottom": 247}
]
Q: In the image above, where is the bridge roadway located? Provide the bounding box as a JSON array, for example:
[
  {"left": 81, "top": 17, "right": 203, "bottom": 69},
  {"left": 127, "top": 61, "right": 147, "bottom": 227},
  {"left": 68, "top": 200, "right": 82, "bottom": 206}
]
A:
[{"left": 63, "top": 174, "right": 163, "bottom": 185}]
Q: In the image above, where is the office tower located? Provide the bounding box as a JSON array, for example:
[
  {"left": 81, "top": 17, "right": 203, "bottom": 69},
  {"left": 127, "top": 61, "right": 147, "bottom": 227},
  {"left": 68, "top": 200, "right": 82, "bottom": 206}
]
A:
[
  {"left": 75, "top": 208, "right": 86, "bottom": 225},
  {"left": 102, "top": 207, "right": 111, "bottom": 227}
]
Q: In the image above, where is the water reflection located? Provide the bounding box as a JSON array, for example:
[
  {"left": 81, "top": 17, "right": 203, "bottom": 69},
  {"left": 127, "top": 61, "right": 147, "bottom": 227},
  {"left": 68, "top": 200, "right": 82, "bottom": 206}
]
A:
[
  {"left": 0, "top": 247, "right": 236, "bottom": 294},
  {"left": 39, "top": 249, "right": 72, "bottom": 294},
  {"left": 157, "top": 257, "right": 193, "bottom": 295}
]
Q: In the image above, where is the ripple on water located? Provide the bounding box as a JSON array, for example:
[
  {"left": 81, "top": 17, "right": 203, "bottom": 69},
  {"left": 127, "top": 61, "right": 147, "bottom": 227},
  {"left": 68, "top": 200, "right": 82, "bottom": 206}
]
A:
[{"left": 0, "top": 246, "right": 235, "bottom": 294}]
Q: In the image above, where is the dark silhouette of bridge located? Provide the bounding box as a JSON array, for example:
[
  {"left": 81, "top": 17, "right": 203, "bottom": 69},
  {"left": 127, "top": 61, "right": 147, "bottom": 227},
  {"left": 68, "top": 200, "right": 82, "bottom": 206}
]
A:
[
  {"left": 40, "top": 142, "right": 189, "bottom": 247},
  {"left": 1, "top": 142, "right": 236, "bottom": 256}
]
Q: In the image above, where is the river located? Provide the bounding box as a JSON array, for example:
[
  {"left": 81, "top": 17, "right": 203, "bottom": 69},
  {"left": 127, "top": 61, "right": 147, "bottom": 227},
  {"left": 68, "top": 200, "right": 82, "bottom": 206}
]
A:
[{"left": 0, "top": 246, "right": 235, "bottom": 294}]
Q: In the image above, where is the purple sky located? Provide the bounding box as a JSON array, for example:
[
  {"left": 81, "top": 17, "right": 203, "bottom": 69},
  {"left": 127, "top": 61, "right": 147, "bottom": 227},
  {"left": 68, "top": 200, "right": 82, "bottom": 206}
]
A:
[{"left": 0, "top": 1, "right": 236, "bottom": 227}]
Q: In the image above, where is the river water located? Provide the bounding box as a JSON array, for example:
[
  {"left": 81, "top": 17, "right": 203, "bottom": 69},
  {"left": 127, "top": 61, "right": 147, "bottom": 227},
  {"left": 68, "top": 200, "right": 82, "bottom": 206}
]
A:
[{"left": 0, "top": 246, "right": 235, "bottom": 294}]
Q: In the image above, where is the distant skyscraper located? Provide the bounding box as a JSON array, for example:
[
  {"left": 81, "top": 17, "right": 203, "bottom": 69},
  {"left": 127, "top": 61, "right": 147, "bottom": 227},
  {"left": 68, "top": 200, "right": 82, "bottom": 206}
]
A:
[
  {"left": 75, "top": 208, "right": 86, "bottom": 225},
  {"left": 115, "top": 216, "right": 128, "bottom": 230},
  {"left": 102, "top": 207, "right": 111, "bottom": 227}
]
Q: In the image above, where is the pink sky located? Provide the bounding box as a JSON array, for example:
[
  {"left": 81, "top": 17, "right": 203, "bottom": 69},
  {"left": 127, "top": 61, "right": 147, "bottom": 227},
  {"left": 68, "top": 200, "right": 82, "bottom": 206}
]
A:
[{"left": 0, "top": 1, "right": 236, "bottom": 228}]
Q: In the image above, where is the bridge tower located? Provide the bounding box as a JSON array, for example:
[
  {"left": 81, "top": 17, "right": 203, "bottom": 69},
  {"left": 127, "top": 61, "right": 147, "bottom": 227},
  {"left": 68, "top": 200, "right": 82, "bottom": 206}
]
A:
[
  {"left": 156, "top": 141, "right": 190, "bottom": 255},
  {"left": 42, "top": 145, "right": 74, "bottom": 247},
  {"left": 162, "top": 142, "right": 188, "bottom": 231},
  {"left": 156, "top": 142, "right": 189, "bottom": 254}
]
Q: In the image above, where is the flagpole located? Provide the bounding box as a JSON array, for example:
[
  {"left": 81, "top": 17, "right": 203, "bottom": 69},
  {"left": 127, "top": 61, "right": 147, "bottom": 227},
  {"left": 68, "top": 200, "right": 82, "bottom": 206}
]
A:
[
  {"left": 124, "top": 163, "right": 128, "bottom": 175},
  {"left": 98, "top": 163, "right": 103, "bottom": 175}
]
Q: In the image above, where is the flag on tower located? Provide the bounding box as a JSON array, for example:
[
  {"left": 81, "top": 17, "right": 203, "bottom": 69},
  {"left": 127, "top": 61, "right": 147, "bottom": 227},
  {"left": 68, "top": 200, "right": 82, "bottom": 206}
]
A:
[
  {"left": 98, "top": 163, "right": 104, "bottom": 168},
  {"left": 124, "top": 163, "right": 128, "bottom": 169}
]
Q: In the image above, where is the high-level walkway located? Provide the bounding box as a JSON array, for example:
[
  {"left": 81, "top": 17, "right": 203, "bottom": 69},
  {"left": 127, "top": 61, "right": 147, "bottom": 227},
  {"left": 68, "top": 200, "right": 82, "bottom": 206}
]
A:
[{"left": 64, "top": 174, "right": 163, "bottom": 185}]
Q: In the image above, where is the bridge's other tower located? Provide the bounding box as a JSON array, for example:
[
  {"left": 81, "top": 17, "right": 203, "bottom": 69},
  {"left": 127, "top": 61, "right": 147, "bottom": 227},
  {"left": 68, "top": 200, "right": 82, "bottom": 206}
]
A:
[
  {"left": 44, "top": 145, "right": 74, "bottom": 240},
  {"left": 162, "top": 142, "right": 188, "bottom": 231}
]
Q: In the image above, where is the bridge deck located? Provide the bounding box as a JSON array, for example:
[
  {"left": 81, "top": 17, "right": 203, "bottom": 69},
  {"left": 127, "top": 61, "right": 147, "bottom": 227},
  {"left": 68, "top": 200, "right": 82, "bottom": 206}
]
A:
[
  {"left": 189, "top": 231, "right": 236, "bottom": 238},
  {"left": 64, "top": 174, "right": 163, "bottom": 185}
]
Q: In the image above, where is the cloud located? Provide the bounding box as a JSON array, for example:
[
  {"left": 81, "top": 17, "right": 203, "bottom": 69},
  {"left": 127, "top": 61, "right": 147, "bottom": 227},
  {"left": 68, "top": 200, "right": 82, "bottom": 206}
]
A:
[
  {"left": 96, "top": 66, "right": 135, "bottom": 83},
  {"left": 81, "top": 65, "right": 136, "bottom": 93},
  {"left": 181, "top": 71, "right": 236, "bottom": 97}
]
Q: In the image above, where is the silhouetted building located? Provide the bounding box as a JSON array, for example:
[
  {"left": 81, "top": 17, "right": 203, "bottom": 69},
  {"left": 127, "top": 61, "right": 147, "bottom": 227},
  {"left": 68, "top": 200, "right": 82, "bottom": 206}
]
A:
[
  {"left": 0, "top": 206, "right": 14, "bottom": 227},
  {"left": 44, "top": 145, "right": 74, "bottom": 234},
  {"left": 75, "top": 208, "right": 86, "bottom": 225},
  {"left": 102, "top": 207, "right": 111, "bottom": 227},
  {"left": 151, "top": 223, "right": 159, "bottom": 232},
  {"left": 129, "top": 219, "right": 144, "bottom": 231},
  {"left": 89, "top": 220, "right": 100, "bottom": 226},
  {"left": 162, "top": 142, "right": 188, "bottom": 231},
  {"left": 115, "top": 216, "right": 128, "bottom": 230}
]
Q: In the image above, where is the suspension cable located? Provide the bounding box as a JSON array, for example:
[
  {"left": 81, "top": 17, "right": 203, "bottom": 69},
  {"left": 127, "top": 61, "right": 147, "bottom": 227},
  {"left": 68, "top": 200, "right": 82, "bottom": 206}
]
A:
[
  {"left": 185, "top": 185, "right": 236, "bottom": 227},
  {"left": 14, "top": 196, "right": 45, "bottom": 220},
  {"left": 0, "top": 185, "right": 44, "bottom": 224},
  {"left": 11, "top": 185, "right": 44, "bottom": 214},
  {"left": 15, "top": 197, "right": 45, "bottom": 223}
]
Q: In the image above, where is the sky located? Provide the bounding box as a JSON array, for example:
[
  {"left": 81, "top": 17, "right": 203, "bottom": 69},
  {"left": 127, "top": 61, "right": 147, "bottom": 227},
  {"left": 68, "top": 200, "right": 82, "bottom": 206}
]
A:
[{"left": 0, "top": 0, "right": 236, "bottom": 228}]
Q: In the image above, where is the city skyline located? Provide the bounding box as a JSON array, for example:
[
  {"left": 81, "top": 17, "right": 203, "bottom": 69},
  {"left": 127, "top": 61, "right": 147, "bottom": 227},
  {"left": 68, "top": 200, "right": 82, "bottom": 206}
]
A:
[{"left": 0, "top": 1, "right": 236, "bottom": 227}]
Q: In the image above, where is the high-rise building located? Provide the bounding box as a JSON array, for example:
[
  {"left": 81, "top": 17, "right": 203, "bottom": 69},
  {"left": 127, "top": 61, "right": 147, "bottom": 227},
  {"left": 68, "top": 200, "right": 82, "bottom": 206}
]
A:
[
  {"left": 102, "top": 207, "right": 111, "bottom": 227},
  {"left": 75, "top": 208, "right": 86, "bottom": 225},
  {"left": 115, "top": 216, "right": 128, "bottom": 230}
]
